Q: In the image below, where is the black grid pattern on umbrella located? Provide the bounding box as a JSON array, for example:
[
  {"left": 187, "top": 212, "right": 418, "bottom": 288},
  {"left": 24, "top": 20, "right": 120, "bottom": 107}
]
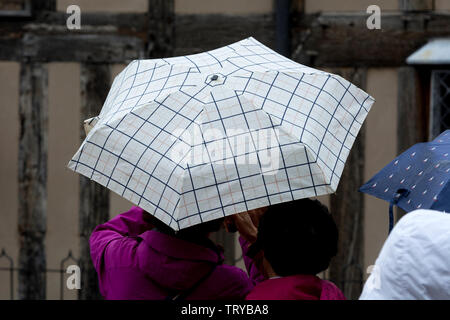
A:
[{"left": 68, "top": 37, "right": 374, "bottom": 230}]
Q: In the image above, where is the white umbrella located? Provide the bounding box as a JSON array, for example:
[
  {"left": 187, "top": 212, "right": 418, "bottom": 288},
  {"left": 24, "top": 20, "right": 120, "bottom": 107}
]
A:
[{"left": 68, "top": 37, "right": 375, "bottom": 230}]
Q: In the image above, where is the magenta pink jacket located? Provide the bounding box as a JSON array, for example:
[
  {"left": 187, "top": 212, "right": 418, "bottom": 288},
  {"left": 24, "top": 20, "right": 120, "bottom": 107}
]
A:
[
  {"left": 246, "top": 274, "right": 346, "bottom": 300},
  {"left": 89, "top": 206, "right": 262, "bottom": 300}
]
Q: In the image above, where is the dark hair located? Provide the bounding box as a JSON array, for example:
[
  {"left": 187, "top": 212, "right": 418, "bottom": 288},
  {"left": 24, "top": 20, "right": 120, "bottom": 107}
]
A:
[
  {"left": 256, "top": 198, "right": 338, "bottom": 276},
  {"left": 146, "top": 213, "right": 224, "bottom": 243}
]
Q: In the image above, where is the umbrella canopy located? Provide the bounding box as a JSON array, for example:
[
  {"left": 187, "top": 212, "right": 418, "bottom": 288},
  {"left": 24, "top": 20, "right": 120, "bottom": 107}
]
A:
[
  {"left": 68, "top": 37, "right": 374, "bottom": 230},
  {"left": 360, "top": 130, "right": 450, "bottom": 231}
]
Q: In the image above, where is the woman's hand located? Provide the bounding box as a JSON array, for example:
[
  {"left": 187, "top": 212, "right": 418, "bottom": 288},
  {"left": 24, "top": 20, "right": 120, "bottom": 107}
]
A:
[
  {"left": 225, "top": 207, "right": 267, "bottom": 244},
  {"left": 246, "top": 207, "right": 267, "bottom": 228}
]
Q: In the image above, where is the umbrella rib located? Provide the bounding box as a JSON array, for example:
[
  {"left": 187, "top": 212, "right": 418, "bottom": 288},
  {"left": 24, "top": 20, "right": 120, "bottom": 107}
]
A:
[
  {"left": 103, "top": 63, "right": 160, "bottom": 189},
  {"left": 267, "top": 116, "right": 295, "bottom": 202},
  {"left": 104, "top": 92, "right": 176, "bottom": 194},
  {"left": 210, "top": 91, "right": 252, "bottom": 210},
  {"left": 197, "top": 127, "right": 227, "bottom": 218},
  {"left": 299, "top": 75, "right": 331, "bottom": 143},
  {"left": 232, "top": 91, "right": 271, "bottom": 206},
  {"left": 231, "top": 72, "right": 359, "bottom": 153},
  {"left": 314, "top": 81, "right": 352, "bottom": 160},
  {"left": 235, "top": 91, "right": 335, "bottom": 190},
  {"left": 88, "top": 60, "right": 142, "bottom": 181},
  {"left": 304, "top": 148, "right": 318, "bottom": 197},
  {"left": 330, "top": 94, "right": 371, "bottom": 187},
  {"left": 145, "top": 87, "right": 209, "bottom": 225}
]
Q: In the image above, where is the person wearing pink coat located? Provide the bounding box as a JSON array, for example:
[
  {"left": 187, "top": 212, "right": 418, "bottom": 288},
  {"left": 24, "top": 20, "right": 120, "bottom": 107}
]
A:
[
  {"left": 89, "top": 206, "right": 263, "bottom": 300},
  {"left": 89, "top": 198, "right": 344, "bottom": 300},
  {"left": 240, "top": 199, "right": 346, "bottom": 300}
]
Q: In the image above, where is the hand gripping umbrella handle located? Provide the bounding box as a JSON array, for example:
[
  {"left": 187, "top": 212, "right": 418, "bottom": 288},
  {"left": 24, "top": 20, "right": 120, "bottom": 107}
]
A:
[{"left": 388, "top": 188, "right": 410, "bottom": 234}]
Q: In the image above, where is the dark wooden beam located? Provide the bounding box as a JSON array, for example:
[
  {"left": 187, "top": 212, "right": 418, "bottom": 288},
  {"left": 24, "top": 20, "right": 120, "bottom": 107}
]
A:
[
  {"left": 0, "top": 9, "right": 449, "bottom": 66},
  {"left": 147, "top": 0, "right": 175, "bottom": 58},
  {"left": 32, "top": 0, "right": 56, "bottom": 13},
  {"left": 0, "top": 12, "right": 147, "bottom": 33},
  {"left": 174, "top": 14, "right": 275, "bottom": 56},
  {"left": 399, "top": 0, "right": 434, "bottom": 11},
  {"left": 3, "top": 10, "right": 448, "bottom": 66},
  {"left": 275, "top": 0, "right": 291, "bottom": 56},
  {"left": 18, "top": 62, "right": 48, "bottom": 299},
  {"left": 292, "top": 12, "right": 450, "bottom": 67},
  {"left": 329, "top": 68, "right": 366, "bottom": 299},
  {"left": 0, "top": 13, "right": 276, "bottom": 61},
  {"left": 0, "top": 11, "right": 146, "bottom": 63},
  {"left": 0, "top": 37, "right": 22, "bottom": 60},
  {"left": 20, "top": 33, "right": 144, "bottom": 63},
  {"left": 78, "top": 64, "right": 111, "bottom": 300}
]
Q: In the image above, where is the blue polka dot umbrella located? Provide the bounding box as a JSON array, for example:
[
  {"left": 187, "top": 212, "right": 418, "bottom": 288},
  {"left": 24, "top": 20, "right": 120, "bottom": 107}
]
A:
[{"left": 360, "top": 130, "right": 450, "bottom": 232}]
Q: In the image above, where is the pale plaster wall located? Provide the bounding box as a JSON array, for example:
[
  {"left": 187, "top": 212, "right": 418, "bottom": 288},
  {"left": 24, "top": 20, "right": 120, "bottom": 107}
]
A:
[
  {"left": 57, "top": 0, "right": 148, "bottom": 13},
  {"left": 304, "top": 0, "right": 398, "bottom": 13},
  {"left": 175, "top": 0, "right": 273, "bottom": 14},
  {"left": 57, "top": 0, "right": 273, "bottom": 14},
  {"left": 0, "top": 1, "right": 413, "bottom": 298},
  {"left": 0, "top": 62, "right": 20, "bottom": 300},
  {"left": 55, "top": 0, "right": 450, "bottom": 15},
  {"left": 364, "top": 68, "right": 398, "bottom": 278},
  {"left": 435, "top": 0, "right": 450, "bottom": 10},
  {"left": 46, "top": 63, "right": 81, "bottom": 299}
]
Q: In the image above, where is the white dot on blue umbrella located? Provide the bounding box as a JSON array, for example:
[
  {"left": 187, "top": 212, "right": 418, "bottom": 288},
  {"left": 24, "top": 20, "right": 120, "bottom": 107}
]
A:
[
  {"left": 431, "top": 147, "right": 436, "bottom": 151},
  {"left": 394, "top": 160, "right": 399, "bottom": 165},
  {"left": 433, "top": 195, "right": 438, "bottom": 201},
  {"left": 445, "top": 153, "right": 448, "bottom": 157},
  {"left": 389, "top": 174, "right": 393, "bottom": 179},
  {"left": 384, "top": 188, "right": 389, "bottom": 193},
  {"left": 417, "top": 204, "right": 422, "bottom": 208},
  {"left": 412, "top": 185, "right": 416, "bottom": 189},
  {"left": 424, "top": 158, "right": 429, "bottom": 162},
  {"left": 418, "top": 171, "right": 423, "bottom": 176},
  {"left": 423, "top": 190, "right": 427, "bottom": 195},
  {"left": 406, "top": 165, "right": 411, "bottom": 170},
  {"left": 408, "top": 199, "right": 411, "bottom": 204},
  {"left": 435, "top": 163, "right": 440, "bottom": 168},
  {"left": 400, "top": 179, "right": 405, "bottom": 184},
  {"left": 372, "top": 183, "right": 377, "bottom": 188},
  {"left": 411, "top": 152, "right": 416, "bottom": 157},
  {"left": 429, "top": 177, "right": 434, "bottom": 181},
  {"left": 441, "top": 181, "right": 445, "bottom": 186}
]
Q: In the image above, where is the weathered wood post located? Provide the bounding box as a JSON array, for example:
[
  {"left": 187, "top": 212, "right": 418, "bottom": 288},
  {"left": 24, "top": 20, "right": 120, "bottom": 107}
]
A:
[
  {"left": 148, "top": 0, "right": 174, "bottom": 58},
  {"left": 18, "top": 62, "right": 49, "bottom": 299},
  {"left": 396, "top": 67, "right": 428, "bottom": 221},
  {"left": 397, "top": 67, "right": 428, "bottom": 152},
  {"left": 78, "top": 64, "right": 111, "bottom": 300},
  {"left": 328, "top": 69, "right": 367, "bottom": 300}
]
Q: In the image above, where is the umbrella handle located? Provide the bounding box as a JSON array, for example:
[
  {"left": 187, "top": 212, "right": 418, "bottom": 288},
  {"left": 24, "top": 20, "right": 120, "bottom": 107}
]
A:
[
  {"left": 388, "top": 188, "right": 410, "bottom": 234},
  {"left": 388, "top": 201, "right": 395, "bottom": 234}
]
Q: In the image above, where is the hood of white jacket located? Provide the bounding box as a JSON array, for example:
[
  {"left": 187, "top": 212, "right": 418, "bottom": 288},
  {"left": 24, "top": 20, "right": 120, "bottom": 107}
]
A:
[{"left": 360, "top": 209, "right": 450, "bottom": 300}]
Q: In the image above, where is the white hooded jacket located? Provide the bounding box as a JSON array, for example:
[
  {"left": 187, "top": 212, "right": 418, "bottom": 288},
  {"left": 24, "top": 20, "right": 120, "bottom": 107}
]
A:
[{"left": 360, "top": 209, "right": 450, "bottom": 300}]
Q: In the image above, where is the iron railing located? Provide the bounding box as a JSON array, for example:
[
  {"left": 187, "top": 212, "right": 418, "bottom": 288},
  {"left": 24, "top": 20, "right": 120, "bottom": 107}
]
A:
[
  {"left": 0, "top": 248, "right": 79, "bottom": 300},
  {"left": 1, "top": 248, "right": 364, "bottom": 299}
]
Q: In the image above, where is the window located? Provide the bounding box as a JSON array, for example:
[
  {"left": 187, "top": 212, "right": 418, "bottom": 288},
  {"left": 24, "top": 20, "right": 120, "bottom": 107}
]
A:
[
  {"left": 430, "top": 70, "right": 450, "bottom": 139},
  {"left": 0, "top": 0, "right": 31, "bottom": 17}
]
